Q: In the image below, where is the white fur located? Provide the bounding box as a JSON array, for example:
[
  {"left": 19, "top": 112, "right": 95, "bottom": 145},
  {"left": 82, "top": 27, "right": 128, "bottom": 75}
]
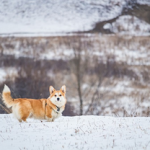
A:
[
  {"left": 51, "top": 110, "right": 62, "bottom": 121},
  {"left": 3, "top": 84, "right": 10, "bottom": 93},
  {"left": 45, "top": 107, "right": 63, "bottom": 122},
  {"left": 51, "top": 110, "right": 57, "bottom": 119},
  {"left": 46, "top": 116, "right": 53, "bottom": 122},
  {"left": 12, "top": 103, "right": 21, "bottom": 122},
  {"left": 50, "top": 96, "right": 66, "bottom": 107},
  {"left": 49, "top": 86, "right": 55, "bottom": 94},
  {"left": 61, "top": 85, "right": 66, "bottom": 93}
]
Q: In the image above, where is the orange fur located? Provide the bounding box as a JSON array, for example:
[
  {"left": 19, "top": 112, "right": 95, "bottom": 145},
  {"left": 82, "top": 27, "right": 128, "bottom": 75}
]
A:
[{"left": 2, "top": 85, "right": 67, "bottom": 122}]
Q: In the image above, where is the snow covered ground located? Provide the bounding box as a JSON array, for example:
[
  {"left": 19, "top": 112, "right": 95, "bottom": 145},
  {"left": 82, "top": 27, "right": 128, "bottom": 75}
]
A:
[
  {"left": 104, "top": 15, "right": 150, "bottom": 36},
  {"left": 0, "top": 114, "right": 150, "bottom": 150},
  {"left": 137, "top": 0, "right": 150, "bottom": 6},
  {"left": 0, "top": 0, "right": 125, "bottom": 34},
  {"left": 0, "top": 0, "right": 150, "bottom": 35}
]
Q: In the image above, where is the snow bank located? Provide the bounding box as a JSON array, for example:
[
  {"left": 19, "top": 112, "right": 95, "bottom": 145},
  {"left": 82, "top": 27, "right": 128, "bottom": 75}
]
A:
[
  {"left": 0, "top": 114, "right": 150, "bottom": 150},
  {"left": 104, "top": 15, "right": 150, "bottom": 36},
  {"left": 137, "top": 0, "right": 150, "bottom": 6},
  {"left": 0, "top": 68, "right": 18, "bottom": 83},
  {"left": 0, "top": 0, "right": 125, "bottom": 34}
]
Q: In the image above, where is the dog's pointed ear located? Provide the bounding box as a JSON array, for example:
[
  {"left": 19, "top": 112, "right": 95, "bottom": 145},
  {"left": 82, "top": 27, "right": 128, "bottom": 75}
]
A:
[
  {"left": 49, "top": 86, "right": 55, "bottom": 95},
  {"left": 60, "top": 85, "right": 66, "bottom": 94}
]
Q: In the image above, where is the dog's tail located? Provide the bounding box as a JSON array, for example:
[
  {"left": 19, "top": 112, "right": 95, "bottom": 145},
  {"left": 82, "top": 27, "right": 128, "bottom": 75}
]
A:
[{"left": 2, "top": 85, "right": 14, "bottom": 108}]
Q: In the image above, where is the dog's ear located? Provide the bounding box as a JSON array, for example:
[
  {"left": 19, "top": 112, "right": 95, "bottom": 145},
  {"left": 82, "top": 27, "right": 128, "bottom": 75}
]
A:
[
  {"left": 49, "top": 86, "right": 55, "bottom": 95},
  {"left": 60, "top": 85, "right": 66, "bottom": 94}
]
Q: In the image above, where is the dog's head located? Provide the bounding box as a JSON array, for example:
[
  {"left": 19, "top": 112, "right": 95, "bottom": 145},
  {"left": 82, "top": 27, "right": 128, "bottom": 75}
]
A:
[{"left": 49, "top": 85, "right": 67, "bottom": 107}]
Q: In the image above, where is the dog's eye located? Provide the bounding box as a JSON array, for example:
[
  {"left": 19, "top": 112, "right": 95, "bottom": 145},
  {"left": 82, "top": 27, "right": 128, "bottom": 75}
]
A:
[
  {"left": 55, "top": 95, "right": 57, "bottom": 97},
  {"left": 59, "top": 94, "right": 62, "bottom": 96}
]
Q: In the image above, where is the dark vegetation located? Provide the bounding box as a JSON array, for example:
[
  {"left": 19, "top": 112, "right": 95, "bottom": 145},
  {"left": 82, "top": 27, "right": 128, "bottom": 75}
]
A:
[{"left": 0, "top": 35, "right": 150, "bottom": 116}]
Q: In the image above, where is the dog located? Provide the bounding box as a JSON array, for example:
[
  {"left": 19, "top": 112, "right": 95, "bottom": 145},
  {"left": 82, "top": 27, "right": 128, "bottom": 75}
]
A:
[{"left": 2, "top": 85, "right": 67, "bottom": 122}]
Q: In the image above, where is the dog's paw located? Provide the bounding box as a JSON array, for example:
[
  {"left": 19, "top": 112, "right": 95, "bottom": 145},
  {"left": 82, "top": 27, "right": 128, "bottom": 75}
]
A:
[{"left": 46, "top": 117, "right": 53, "bottom": 122}]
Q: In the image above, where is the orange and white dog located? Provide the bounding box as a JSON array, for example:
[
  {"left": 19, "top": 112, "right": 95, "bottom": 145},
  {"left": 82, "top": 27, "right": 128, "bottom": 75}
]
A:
[{"left": 2, "top": 85, "right": 67, "bottom": 122}]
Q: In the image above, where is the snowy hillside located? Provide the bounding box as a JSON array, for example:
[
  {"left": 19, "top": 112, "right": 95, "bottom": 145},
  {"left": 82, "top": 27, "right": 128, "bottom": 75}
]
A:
[
  {"left": 104, "top": 15, "right": 150, "bottom": 35},
  {"left": 0, "top": 0, "right": 125, "bottom": 34},
  {"left": 0, "top": 114, "right": 150, "bottom": 150},
  {"left": 0, "top": 0, "right": 150, "bottom": 35}
]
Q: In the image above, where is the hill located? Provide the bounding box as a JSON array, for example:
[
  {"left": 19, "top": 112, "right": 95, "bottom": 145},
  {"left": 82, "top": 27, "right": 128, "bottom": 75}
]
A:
[{"left": 0, "top": 0, "right": 150, "bottom": 35}]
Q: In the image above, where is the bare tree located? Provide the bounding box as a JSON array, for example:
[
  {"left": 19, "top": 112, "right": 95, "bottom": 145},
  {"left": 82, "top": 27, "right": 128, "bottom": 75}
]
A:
[
  {"left": 72, "top": 48, "right": 83, "bottom": 115},
  {"left": 69, "top": 37, "right": 98, "bottom": 115}
]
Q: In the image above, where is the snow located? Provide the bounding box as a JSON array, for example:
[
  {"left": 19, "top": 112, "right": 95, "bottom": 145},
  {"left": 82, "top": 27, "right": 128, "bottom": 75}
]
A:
[
  {"left": 0, "top": 114, "right": 150, "bottom": 150},
  {"left": 0, "top": 69, "right": 6, "bottom": 83},
  {"left": 0, "top": 0, "right": 149, "bottom": 36},
  {"left": 107, "top": 15, "right": 150, "bottom": 36},
  {"left": 137, "top": 0, "right": 150, "bottom": 6},
  {"left": 0, "top": 68, "right": 18, "bottom": 83},
  {"left": 0, "top": 0, "right": 126, "bottom": 34},
  {"left": 1, "top": 34, "right": 150, "bottom": 67}
]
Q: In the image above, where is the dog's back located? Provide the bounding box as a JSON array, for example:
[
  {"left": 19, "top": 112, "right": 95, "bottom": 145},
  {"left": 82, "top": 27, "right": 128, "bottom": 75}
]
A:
[{"left": 2, "top": 85, "right": 46, "bottom": 122}]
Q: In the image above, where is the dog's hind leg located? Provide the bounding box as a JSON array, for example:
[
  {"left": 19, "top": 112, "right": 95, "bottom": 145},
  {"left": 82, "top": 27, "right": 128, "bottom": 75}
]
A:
[
  {"left": 18, "top": 103, "right": 32, "bottom": 122},
  {"left": 20, "top": 110, "right": 31, "bottom": 122},
  {"left": 12, "top": 104, "right": 23, "bottom": 122},
  {"left": 18, "top": 119, "right": 22, "bottom": 122}
]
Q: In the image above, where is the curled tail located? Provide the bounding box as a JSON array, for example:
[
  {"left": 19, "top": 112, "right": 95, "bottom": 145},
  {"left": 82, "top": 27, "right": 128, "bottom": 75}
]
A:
[{"left": 2, "top": 85, "right": 14, "bottom": 108}]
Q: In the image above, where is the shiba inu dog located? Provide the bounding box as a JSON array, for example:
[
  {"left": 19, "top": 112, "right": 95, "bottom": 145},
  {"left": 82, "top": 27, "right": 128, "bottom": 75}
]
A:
[{"left": 2, "top": 85, "right": 67, "bottom": 122}]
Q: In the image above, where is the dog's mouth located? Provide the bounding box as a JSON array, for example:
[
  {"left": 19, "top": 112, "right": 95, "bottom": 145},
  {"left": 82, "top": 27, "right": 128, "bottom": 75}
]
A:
[{"left": 55, "top": 98, "right": 63, "bottom": 104}]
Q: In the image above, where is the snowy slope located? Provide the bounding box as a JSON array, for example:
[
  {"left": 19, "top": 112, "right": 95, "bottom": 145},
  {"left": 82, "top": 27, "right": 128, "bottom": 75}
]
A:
[
  {"left": 0, "top": 114, "right": 150, "bottom": 150},
  {"left": 137, "top": 0, "right": 150, "bottom": 6},
  {"left": 0, "top": 0, "right": 150, "bottom": 35},
  {"left": 104, "top": 15, "right": 150, "bottom": 36},
  {"left": 0, "top": 0, "right": 126, "bottom": 34}
]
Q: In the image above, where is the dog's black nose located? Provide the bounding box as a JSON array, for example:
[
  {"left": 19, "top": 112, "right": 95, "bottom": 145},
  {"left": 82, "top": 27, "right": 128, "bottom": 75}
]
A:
[{"left": 57, "top": 98, "right": 60, "bottom": 101}]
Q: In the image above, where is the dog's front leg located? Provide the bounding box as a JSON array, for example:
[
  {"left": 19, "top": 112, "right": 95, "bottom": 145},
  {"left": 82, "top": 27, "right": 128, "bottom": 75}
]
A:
[
  {"left": 46, "top": 116, "right": 53, "bottom": 122},
  {"left": 57, "top": 113, "right": 62, "bottom": 119},
  {"left": 45, "top": 105, "right": 54, "bottom": 122}
]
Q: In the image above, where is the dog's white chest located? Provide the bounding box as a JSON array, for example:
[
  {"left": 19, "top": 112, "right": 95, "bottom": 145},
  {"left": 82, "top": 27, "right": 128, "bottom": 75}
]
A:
[{"left": 52, "top": 110, "right": 62, "bottom": 119}]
